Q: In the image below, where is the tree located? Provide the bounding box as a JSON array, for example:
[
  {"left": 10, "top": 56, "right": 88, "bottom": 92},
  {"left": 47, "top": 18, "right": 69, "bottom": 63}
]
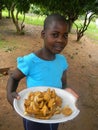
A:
[
  {"left": 10, "top": 0, "right": 31, "bottom": 34},
  {"left": 75, "top": 0, "right": 98, "bottom": 41},
  {"left": 75, "top": 13, "right": 96, "bottom": 41},
  {"left": 2, "top": 0, "right": 98, "bottom": 38},
  {"left": 30, "top": 0, "right": 90, "bottom": 31},
  {"left": 3, "top": 0, "right": 13, "bottom": 18},
  {"left": 0, "top": 0, "right": 5, "bottom": 19},
  {"left": 2, "top": 0, "right": 31, "bottom": 34},
  {"left": 30, "top": 0, "right": 98, "bottom": 41}
]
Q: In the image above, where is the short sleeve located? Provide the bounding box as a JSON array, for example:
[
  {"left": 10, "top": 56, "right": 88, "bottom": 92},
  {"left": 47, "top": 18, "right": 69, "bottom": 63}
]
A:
[
  {"left": 61, "top": 55, "right": 68, "bottom": 70},
  {"left": 17, "top": 57, "right": 29, "bottom": 75}
]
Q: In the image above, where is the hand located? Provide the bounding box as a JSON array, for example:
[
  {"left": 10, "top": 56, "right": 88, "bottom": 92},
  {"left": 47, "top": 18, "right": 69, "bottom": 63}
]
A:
[
  {"left": 7, "top": 92, "right": 20, "bottom": 107},
  {"left": 65, "top": 88, "right": 79, "bottom": 99}
]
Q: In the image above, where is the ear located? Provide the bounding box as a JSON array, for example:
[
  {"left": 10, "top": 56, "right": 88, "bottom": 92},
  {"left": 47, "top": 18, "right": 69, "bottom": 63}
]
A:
[{"left": 41, "top": 30, "right": 45, "bottom": 39}]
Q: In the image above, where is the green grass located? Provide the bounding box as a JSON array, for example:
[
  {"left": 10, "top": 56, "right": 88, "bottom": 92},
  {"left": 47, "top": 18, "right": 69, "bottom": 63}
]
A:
[
  {"left": 0, "top": 36, "right": 17, "bottom": 49},
  {"left": 0, "top": 39, "right": 8, "bottom": 48},
  {"left": 85, "top": 22, "right": 98, "bottom": 41},
  {"left": 2, "top": 10, "right": 8, "bottom": 17},
  {"left": 19, "top": 14, "right": 45, "bottom": 26},
  {"left": 0, "top": 32, "right": 13, "bottom": 49}
]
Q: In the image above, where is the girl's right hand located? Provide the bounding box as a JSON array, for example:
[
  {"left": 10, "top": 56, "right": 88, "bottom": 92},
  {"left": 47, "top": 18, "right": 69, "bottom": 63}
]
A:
[{"left": 7, "top": 92, "right": 20, "bottom": 107}]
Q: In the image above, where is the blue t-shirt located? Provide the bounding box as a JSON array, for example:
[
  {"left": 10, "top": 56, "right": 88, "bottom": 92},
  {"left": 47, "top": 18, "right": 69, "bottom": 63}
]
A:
[{"left": 17, "top": 53, "right": 68, "bottom": 88}]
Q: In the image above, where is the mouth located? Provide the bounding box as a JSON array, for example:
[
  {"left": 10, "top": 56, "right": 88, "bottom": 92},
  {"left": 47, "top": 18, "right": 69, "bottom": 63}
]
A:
[
  {"left": 54, "top": 45, "right": 64, "bottom": 51},
  {"left": 53, "top": 46, "right": 64, "bottom": 53}
]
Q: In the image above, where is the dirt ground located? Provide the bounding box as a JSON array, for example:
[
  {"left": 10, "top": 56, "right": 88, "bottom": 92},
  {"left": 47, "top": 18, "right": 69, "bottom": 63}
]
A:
[{"left": 0, "top": 18, "right": 98, "bottom": 130}]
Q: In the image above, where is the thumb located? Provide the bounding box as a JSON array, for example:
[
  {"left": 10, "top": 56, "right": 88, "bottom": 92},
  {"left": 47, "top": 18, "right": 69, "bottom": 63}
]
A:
[
  {"left": 16, "top": 95, "right": 20, "bottom": 100},
  {"left": 12, "top": 92, "right": 20, "bottom": 100}
]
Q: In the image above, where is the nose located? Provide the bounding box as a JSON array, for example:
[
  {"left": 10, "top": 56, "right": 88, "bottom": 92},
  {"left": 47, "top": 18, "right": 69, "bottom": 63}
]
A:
[
  {"left": 56, "top": 35, "right": 68, "bottom": 46},
  {"left": 57, "top": 35, "right": 63, "bottom": 42},
  {"left": 57, "top": 35, "right": 67, "bottom": 44}
]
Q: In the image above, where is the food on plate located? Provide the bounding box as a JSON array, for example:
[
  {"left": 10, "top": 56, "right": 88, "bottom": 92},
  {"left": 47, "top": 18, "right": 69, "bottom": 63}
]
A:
[
  {"left": 24, "top": 88, "right": 73, "bottom": 119},
  {"left": 62, "top": 106, "right": 73, "bottom": 116}
]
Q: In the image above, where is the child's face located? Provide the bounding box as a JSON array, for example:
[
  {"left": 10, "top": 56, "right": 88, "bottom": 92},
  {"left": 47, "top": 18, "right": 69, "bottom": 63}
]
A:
[{"left": 41, "top": 21, "right": 68, "bottom": 54}]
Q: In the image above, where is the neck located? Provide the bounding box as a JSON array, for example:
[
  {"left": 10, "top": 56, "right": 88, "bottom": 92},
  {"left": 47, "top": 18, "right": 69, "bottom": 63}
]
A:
[{"left": 35, "top": 48, "right": 55, "bottom": 60}]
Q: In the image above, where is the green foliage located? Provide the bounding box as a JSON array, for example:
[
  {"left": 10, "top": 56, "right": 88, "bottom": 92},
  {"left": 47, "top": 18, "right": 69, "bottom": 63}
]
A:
[
  {"left": 3, "top": 0, "right": 12, "bottom": 9},
  {"left": 30, "top": 4, "right": 41, "bottom": 14},
  {"left": 2, "top": 0, "right": 31, "bottom": 14},
  {"left": 30, "top": 4, "right": 49, "bottom": 15},
  {"left": 29, "top": 0, "right": 98, "bottom": 35},
  {"left": 1, "top": 0, "right": 98, "bottom": 38},
  {"left": 16, "top": 0, "right": 30, "bottom": 14},
  {"left": 30, "top": 0, "right": 98, "bottom": 17}
]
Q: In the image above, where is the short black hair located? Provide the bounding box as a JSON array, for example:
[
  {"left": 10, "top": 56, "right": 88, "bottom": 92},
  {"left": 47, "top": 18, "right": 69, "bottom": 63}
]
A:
[{"left": 44, "top": 13, "right": 68, "bottom": 30}]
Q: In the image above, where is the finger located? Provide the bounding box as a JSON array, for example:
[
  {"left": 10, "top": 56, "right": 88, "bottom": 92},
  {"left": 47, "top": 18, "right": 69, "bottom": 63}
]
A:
[
  {"left": 65, "top": 88, "right": 79, "bottom": 99},
  {"left": 11, "top": 92, "right": 20, "bottom": 99},
  {"left": 16, "top": 95, "right": 20, "bottom": 100}
]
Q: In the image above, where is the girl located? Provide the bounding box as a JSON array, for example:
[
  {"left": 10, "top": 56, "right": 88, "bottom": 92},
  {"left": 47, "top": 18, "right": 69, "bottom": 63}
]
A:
[{"left": 7, "top": 13, "right": 78, "bottom": 130}]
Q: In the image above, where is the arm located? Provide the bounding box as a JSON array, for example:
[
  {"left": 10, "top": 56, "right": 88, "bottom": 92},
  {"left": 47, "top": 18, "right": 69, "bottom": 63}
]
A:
[
  {"left": 6, "top": 68, "right": 25, "bottom": 106},
  {"left": 62, "top": 70, "right": 79, "bottom": 99},
  {"left": 61, "top": 70, "right": 67, "bottom": 89}
]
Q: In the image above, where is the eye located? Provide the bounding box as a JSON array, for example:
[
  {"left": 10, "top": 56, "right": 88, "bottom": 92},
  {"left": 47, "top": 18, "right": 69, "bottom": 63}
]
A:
[
  {"left": 52, "top": 33, "right": 59, "bottom": 38},
  {"left": 63, "top": 33, "right": 68, "bottom": 39}
]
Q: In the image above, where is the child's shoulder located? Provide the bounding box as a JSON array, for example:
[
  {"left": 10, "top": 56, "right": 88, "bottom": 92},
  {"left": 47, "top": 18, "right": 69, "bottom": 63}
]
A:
[
  {"left": 23, "top": 53, "right": 34, "bottom": 59},
  {"left": 56, "top": 54, "right": 66, "bottom": 60},
  {"left": 17, "top": 53, "right": 34, "bottom": 63},
  {"left": 18, "top": 53, "right": 42, "bottom": 63}
]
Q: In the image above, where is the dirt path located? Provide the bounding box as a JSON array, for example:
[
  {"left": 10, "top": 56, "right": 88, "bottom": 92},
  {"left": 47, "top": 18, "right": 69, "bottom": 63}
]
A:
[{"left": 0, "top": 18, "right": 98, "bottom": 130}]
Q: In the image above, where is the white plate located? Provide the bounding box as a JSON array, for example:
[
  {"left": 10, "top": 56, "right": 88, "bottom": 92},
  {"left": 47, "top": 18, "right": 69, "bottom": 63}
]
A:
[{"left": 13, "top": 86, "right": 80, "bottom": 123}]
